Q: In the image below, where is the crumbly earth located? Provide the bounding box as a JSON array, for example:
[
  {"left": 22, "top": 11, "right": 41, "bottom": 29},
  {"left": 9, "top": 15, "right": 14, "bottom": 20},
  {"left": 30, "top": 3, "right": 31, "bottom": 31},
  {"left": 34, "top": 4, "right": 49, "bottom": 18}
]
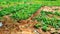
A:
[{"left": 0, "top": 6, "right": 60, "bottom": 34}]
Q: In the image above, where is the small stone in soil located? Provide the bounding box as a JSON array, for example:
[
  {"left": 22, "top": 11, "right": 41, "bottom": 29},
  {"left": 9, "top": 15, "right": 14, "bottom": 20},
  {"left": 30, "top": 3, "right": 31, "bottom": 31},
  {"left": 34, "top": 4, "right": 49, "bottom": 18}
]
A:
[{"left": 0, "top": 22, "right": 3, "bottom": 27}]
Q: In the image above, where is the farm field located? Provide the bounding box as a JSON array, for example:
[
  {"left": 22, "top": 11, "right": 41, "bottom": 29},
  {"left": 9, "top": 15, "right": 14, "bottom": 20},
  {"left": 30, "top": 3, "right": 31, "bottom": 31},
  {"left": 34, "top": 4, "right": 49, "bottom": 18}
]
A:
[{"left": 0, "top": 0, "right": 60, "bottom": 34}]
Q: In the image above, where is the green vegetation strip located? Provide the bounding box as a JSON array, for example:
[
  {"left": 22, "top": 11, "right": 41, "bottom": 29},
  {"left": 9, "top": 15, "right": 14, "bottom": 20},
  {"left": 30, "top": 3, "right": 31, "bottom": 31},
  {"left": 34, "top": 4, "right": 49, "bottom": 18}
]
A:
[
  {"left": 11, "top": 4, "right": 42, "bottom": 20},
  {"left": 0, "top": 3, "right": 42, "bottom": 20},
  {"left": 0, "top": 4, "right": 26, "bottom": 17},
  {"left": 34, "top": 11, "right": 60, "bottom": 31}
]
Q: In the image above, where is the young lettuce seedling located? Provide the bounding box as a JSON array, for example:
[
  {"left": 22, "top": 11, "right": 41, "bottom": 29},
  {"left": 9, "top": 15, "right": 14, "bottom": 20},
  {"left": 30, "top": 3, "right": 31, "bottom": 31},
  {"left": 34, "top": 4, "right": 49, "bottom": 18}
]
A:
[
  {"left": 42, "top": 25, "right": 48, "bottom": 32},
  {"left": 34, "top": 23, "right": 41, "bottom": 28}
]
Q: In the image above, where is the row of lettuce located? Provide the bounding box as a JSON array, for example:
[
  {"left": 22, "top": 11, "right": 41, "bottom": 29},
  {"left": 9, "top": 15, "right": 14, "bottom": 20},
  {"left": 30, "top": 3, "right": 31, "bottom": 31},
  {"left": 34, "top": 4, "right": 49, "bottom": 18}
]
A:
[
  {"left": 0, "top": 4, "right": 42, "bottom": 20},
  {"left": 34, "top": 11, "right": 60, "bottom": 31}
]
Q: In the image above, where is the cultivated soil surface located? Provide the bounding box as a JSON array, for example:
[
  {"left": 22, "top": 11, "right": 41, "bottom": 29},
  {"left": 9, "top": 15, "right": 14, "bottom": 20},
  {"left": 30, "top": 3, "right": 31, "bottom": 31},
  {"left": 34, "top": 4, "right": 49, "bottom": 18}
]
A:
[{"left": 0, "top": 6, "right": 60, "bottom": 34}]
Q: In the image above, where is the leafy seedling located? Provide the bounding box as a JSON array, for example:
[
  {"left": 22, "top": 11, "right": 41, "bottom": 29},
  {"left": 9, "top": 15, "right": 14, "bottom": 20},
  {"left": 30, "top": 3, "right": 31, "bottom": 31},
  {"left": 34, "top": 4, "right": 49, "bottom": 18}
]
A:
[
  {"left": 42, "top": 25, "right": 48, "bottom": 32},
  {"left": 34, "top": 23, "right": 41, "bottom": 29}
]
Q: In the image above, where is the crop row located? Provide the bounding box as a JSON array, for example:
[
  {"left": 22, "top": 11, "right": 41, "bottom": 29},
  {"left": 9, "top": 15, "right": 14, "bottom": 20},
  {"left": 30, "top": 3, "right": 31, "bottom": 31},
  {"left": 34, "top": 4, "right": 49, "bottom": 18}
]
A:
[
  {"left": 0, "top": 4, "right": 30, "bottom": 17},
  {"left": 0, "top": 4, "right": 42, "bottom": 20},
  {"left": 11, "top": 4, "right": 42, "bottom": 20},
  {"left": 34, "top": 11, "right": 60, "bottom": 31}
]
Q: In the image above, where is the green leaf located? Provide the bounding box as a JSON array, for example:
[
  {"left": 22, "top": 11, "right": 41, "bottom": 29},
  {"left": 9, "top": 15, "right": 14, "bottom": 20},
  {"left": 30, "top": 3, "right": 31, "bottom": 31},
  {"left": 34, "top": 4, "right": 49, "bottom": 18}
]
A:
[
  {"left": 42, "top": 25, "right": 48, "bottom": 32},
  {"left": 34, "top": 23, "right": 41, "bottom": 28}
]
